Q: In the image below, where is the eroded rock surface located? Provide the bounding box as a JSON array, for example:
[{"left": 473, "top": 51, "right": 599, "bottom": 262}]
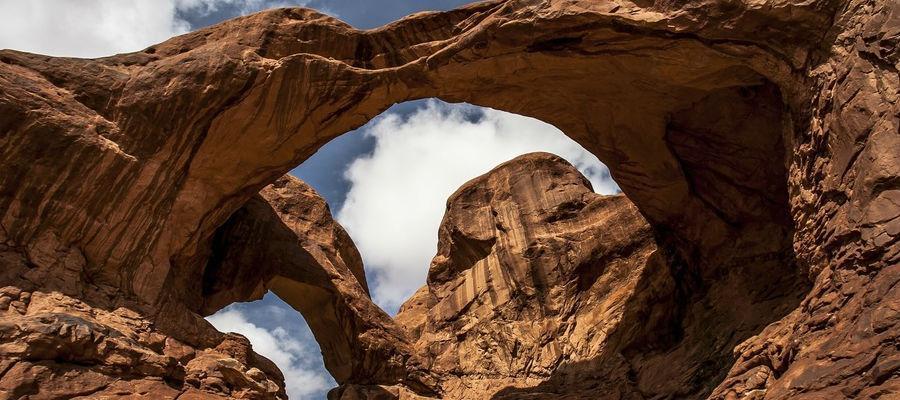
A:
[
  {"left": 0, "top": 286, "right": 285, "bottom": 399},
  {"left": 0, "top": 0, "right": 897, "bottom": 399},
  {"left": 0, "top": 175, "right": 425, "bottom": 399},
  {"left": 386, "top": 153, "right": 809, "bottom": 399},
  {"left": 393, "top": 153, "right": 667, "bottom": 398},
  {"left": 205, "top": 176, "right": 434, "bottom": 391}
]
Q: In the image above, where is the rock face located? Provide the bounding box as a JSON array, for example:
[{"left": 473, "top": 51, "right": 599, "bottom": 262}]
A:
[
  {"left": 394, "top": 153, "right": 667, "bottom": 398},
  {"left": 0, "top": 0, "right": 897, "bottom": 399},
  {"left": 205, "top": 176, "right": 434, "bottom": 391},
  {"left": 0, "top": 282, "right": 287, "bottom": 399},
  {"left": 391, "top": 152, "right": 808, "bottom": 399},
  {"left": 0, "top": 175, "right": 416, "bottom": 399}
]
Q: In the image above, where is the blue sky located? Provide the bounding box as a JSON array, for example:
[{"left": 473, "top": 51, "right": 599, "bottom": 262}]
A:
[
  {"left": 180, "top": 0, "right": 476, "bottom": 29},
  {"left": 0, "top": 1, "right": 619, "bottom": 398}
]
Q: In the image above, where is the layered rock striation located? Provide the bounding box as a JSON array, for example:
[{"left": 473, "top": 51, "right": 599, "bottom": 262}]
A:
[
  {"left": 0, "top": 175, "right": 417, "bottom": 399},
  {"left": 0, "top": 0, "right": 897, "bottom": 399},
  {"left": 205, "top": 176, "right": 433, "bottom": 391},
  {"left": 394, "top": 153, "right": 668, "bottom": 398},
  {"left": 0, "top": 287, "right": 287, "bottom": 399},
  {"left": 387, "top": 152, "right": 810, "bottom": 399}
]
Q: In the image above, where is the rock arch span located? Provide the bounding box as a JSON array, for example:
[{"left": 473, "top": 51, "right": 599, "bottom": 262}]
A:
[{"left": 0, "top": 0, "right": 896, "bottom": 399}]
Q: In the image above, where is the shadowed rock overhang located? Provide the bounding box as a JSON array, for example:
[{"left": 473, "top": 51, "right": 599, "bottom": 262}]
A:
[{"left": 0, "top": 0, "right": 897, "bottom": 399}]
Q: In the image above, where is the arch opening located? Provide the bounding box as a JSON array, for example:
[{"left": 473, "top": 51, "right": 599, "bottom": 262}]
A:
[
  {"left": 166, "top": 21, "right": 812, "bottom": 395},
  {"left": 296, "top": 99, "right": 621, "bottom": 313},
  {"left": 200, "top": 72, "right": 810, "bottom": 399},
  {"left": 207, "top": 293, "right": 336, "bottom": 400},
  {"left": 202, "top": 98, "right": 623, "bottom": 399},
  {"left": 0, "top": 2, "right": 843, "bottom": 398}
]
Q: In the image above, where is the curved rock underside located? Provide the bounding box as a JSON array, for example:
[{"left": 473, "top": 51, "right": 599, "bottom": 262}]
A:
[{"left": 0, "top": 0, "right": 897, "bottom": 399}]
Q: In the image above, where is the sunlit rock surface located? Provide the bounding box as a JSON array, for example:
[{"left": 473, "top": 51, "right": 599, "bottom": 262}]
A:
[
  {"left": 0, "top": 286, "right": 286, "bottom": 399},
  {"left": 394, "top": 153, "right": 668, "bottom": 399},
  {"left": 0, "top": 0, "right": 897, "bottom": 398},
  {"left": 206, "top": 176, "right": 435, "bottom": 391}
]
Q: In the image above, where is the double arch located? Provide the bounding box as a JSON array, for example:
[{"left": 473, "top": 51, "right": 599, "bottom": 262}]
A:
[{"left": 1, "top": 0, "right": 894, "bottom": 398}]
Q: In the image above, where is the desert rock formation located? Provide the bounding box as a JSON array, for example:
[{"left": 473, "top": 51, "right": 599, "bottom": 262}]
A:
[
  {"left": 0, "top": 287, "right": 287, "bottom": 399},
  {"left": 394, "top": 153, "right": 668, "bottom": 399},
  {"left": 386, "top": 152, "right": 808, "bottom": 399},
  {"left": 0, "top": 175, "right": 414, "bottom": 399},
  {"left": 206, "top": 176, "right": 434, "bottom": 391},
  {"left": 0, "top": 0, "right": 897, "bottom": 399}
]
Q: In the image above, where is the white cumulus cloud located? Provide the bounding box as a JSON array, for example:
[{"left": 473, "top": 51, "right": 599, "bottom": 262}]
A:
[
  {"left": 337, "top": 100, "right": 619, "bottom": 313},
  {"left": 207, "top": 307, "right": 331, "bottom": 399},
  {"left": 0, "top": 0, "right": 188, "bottom": 58},
  {"left": 0, "top": 0, "right": 308, "bottom": 58}
]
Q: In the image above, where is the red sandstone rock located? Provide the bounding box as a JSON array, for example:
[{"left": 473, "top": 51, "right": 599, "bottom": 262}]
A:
[
  {"left": 393, "top": 153, "right": 668, "bottom": 398},
  {"left": 206, "top": 176, "right": 434, "bottom": 390},
  {"left": 0, "top": 288, "right": 284, "bottom": 399},
  {"left": 0, "top": 0, "right": 896, "bottom": 399}
]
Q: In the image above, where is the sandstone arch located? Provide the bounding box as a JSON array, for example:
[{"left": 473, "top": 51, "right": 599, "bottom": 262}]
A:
[
  {"left": 201, "top": 176, "right": 435, "bottom": 391},
  {"left": 0, "top": 0, "right": 897, "bottom": 399},
  {"left": 0, "top": 0, "right": 803, "bottom": 315}
]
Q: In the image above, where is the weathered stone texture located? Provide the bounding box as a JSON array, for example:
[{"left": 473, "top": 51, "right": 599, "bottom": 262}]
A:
[
  {"left": 0, "top": 0, "right": 896, "bottom": 398},
  {"left": 394, "top": 153, "right": 668, "bottom": 398}
]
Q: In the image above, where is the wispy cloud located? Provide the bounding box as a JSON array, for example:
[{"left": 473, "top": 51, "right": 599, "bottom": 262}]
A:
[
  {"left": 337, "top": 100, "right": 619, "bottom": 313},
  {"left": 207, "top": 307, "right": 332, "bottom": 399}
]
